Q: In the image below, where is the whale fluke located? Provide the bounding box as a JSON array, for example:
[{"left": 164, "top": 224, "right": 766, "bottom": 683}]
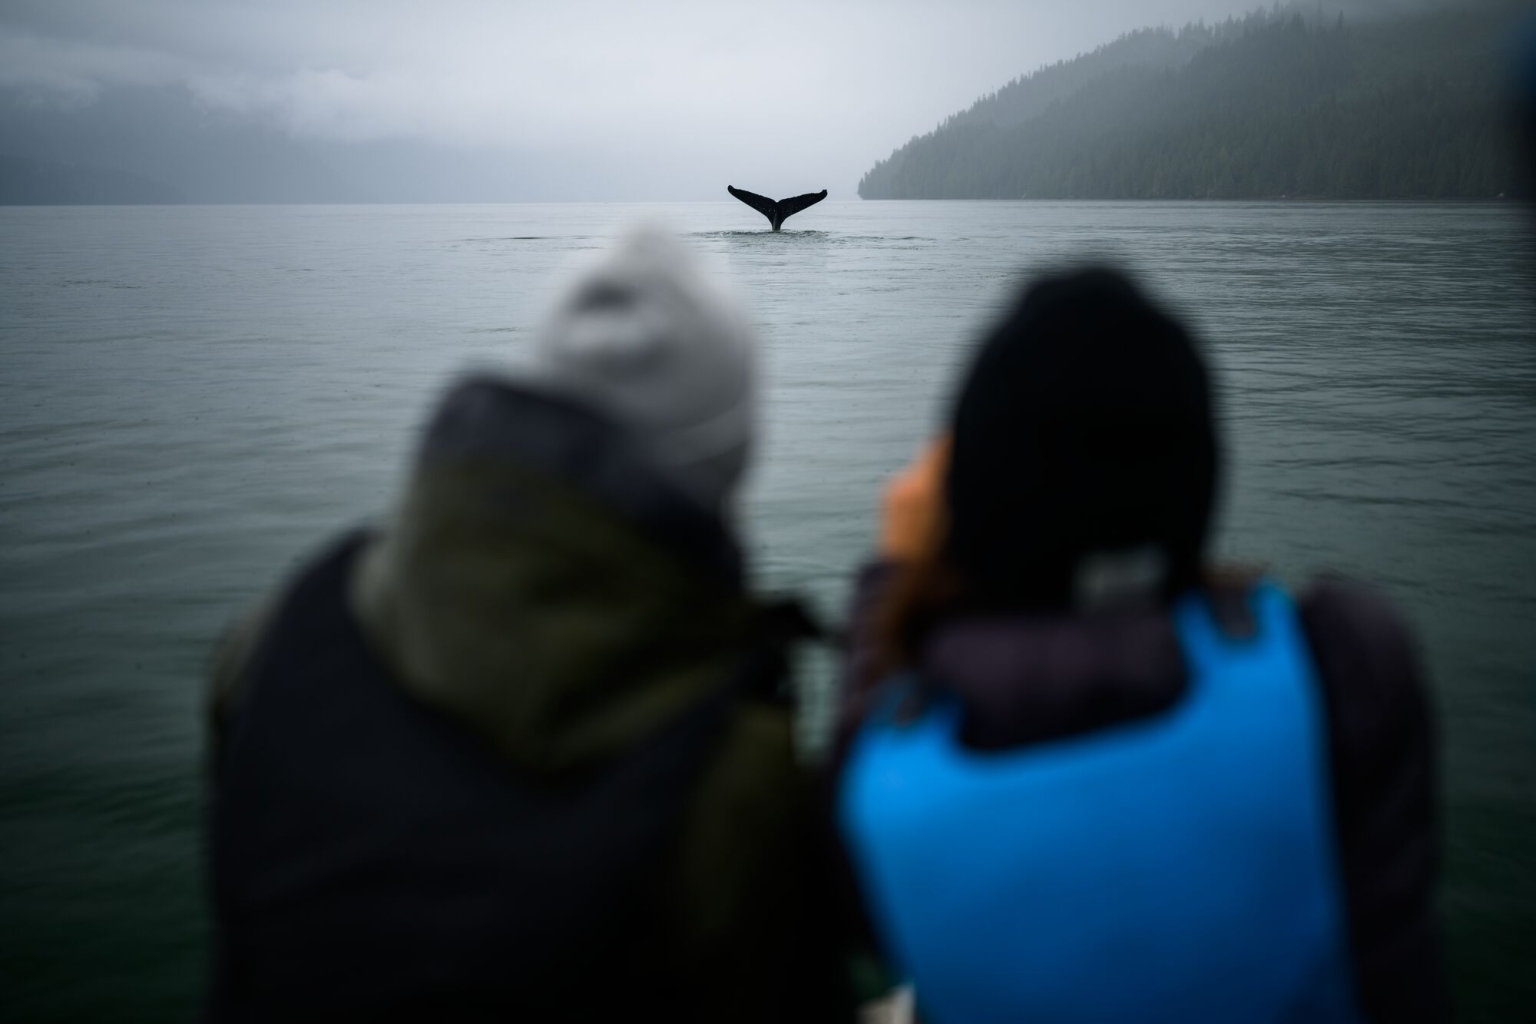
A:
[{"left": 728, "top": 186, "right": 828, "bottom": 231}]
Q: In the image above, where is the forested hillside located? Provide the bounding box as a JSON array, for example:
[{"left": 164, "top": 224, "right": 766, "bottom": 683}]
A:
[{"left": 859, "top": 3, "right": 1521, "bottom": 200}]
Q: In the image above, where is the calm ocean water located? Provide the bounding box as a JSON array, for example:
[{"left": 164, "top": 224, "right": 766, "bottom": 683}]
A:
[{"left": 2, "top": 201, "right": 1534, "bottom": 1020}]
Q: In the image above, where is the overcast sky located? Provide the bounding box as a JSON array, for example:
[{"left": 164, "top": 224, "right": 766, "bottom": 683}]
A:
[{"left": 0, "top": 0, "right": 1471, "bottom": 198}]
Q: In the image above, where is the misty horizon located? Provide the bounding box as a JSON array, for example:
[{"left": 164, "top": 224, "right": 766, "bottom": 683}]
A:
[{"left": 0, "top": 0, "right": 1508, "bottom": 203}]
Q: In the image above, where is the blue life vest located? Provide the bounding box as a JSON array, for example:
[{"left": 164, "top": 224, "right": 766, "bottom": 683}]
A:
[{"left": 838, "top": 583, "right": 1360, "bottom": 1024}]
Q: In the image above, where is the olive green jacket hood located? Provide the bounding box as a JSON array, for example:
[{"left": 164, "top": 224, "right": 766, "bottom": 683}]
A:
[{"left": 349, "top": 376, "right": 759, "bottom": 776}]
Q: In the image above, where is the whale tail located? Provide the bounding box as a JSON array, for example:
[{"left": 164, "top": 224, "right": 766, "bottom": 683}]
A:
[{"left": 728, "top": 186, "right": 828, "bottom": 231}]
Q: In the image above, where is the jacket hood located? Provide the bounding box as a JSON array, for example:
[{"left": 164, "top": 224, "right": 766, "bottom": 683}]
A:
[{"left": 350, "top": 376, "right": 756, "bottom": 776}]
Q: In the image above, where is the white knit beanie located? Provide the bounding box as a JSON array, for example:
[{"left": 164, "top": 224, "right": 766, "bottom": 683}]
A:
[{"left": 532, "top": 227, "right": 758, "bottom": 514}]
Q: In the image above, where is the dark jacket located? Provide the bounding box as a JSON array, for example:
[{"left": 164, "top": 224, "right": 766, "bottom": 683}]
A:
[
  {"left": 835, "top": 562, "right": 1443, "bottom": 1024},
  {"left": 205, "top": 377, "right": 846, "bottom": 1023}
]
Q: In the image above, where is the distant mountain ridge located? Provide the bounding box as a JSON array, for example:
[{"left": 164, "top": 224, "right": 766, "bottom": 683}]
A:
[
  {"left": 0, "top": 87, "right": 358, "bottom": 205},
  {"left": 0, "top": 84, "right": 659, "bottom": 205},
  {"left": 0, "top": 154, "right": 182, "bottom": 205},
  {"left": 859, "top": 2, "right": 1522, "bottom": 200}
]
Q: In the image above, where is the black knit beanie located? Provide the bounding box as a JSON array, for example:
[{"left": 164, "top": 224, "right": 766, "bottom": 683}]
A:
[{"left": 945, "top": 266, "right": 1220, "bottom": 611}]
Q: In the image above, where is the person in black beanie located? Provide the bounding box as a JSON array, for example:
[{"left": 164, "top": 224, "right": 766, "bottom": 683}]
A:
[
  {"left": 946, "top": 267, "right": 1217, "bottom": 610},
  {"left": 832, "top": 266, "right": 1443, "bottom": 1023}
]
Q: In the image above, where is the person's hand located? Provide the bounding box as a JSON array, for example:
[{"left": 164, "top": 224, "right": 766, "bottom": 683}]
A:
[{"left": 879, "top": 436, "right": 951, "bottom": 563}]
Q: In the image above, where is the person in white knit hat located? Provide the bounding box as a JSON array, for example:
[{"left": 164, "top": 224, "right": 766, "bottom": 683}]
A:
[
  {"left": 534, "top": 227, "right": 758, "bottom": 515},
  {"left": 201, "top": 228, "right": 848, "bottom": 1023}
]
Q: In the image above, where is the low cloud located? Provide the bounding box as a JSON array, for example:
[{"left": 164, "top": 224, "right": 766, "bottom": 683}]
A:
[{"left": 1, "top": 0, "right": 1453, "bottom": 196}]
